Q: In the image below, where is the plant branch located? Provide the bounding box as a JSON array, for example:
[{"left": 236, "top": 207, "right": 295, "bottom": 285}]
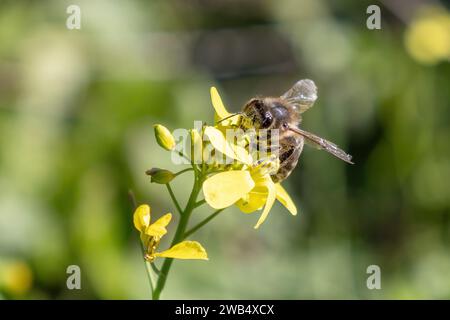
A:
[
  {"left": 150, "top": 262, "right": 161, "bottom": 275},
  {"left": 143, "top": 253, "right": 155, "bottom": 293},
  {"left": 129, "top": 189, "right": 155, "bottom": 297},
  {"left": 174, "top": 168, "right": 193, "bottom": 177},
  {"left": 183, "top": 209, "right": 224, "bottom": 239},
  {"left": 166, "top": 183, "right": 183, "bottom": 215},
  {"left": 152, "top": 177, "right": 202, "bottom": 300},
  {"left": 193, "top": 199, "right": 206, "bottom": 208},
  {"left": 128, "top": 189, "right": 138, "bottom": 209}
]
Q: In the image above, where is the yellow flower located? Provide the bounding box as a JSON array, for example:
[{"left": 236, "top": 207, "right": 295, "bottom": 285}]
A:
[
  {"left": 203, "top": 159, "right": 297, "bottom": 229},
  {"left": 210, "top": 87, "right": 240, "bottom": 128},
  {"left": 203, "top": 126, "right": 252, "bottom": 166},
  {"left": 133, "top": 204, "right": 208, "bottom": 261},
  {"left": 203, "top": 88, "right": 298, "bottom": 228},
  {"left": 154, "top": 124, "right": 176, "bottom": 151},
  {"left": 0, "top": 260, "right": 33, "bottom": 296},
  {"left": 404, "top": 6, "right": 450, "bottom": 65}
]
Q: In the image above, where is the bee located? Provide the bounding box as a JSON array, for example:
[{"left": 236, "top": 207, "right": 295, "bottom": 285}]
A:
[{"left": 238, "top": 79, "right": 353, "bottom": 183}]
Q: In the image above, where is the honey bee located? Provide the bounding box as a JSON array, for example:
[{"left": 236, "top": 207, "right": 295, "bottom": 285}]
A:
[{"left": 238, "top": 79, "right": 353, "bottom": 183}]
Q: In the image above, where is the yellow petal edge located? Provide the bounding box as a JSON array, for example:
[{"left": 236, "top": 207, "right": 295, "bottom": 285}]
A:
[
  {"left": 146, "top": 213, "right": 172, "bottom": 237},
  {"left": 275, "top": 183, "right": 298, "bottom": 216},
  {"left": 155, "top": 241, "right": 208, "bottom": 260},
  {"left": 133, "top": 204, "right": 151, "bottom": 233}
]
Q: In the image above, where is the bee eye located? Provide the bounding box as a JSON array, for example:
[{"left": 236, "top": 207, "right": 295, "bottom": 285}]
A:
[
  {"left": 261, "top": 112, "right": 273, "bottom": 128},
  {"left": 282, "top": 122, "right": 289, "bottom": 130}
]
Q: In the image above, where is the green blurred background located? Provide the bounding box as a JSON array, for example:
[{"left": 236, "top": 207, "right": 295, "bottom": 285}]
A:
[{"left": 1, "top": 0, "right": 449, "bottom": 299}]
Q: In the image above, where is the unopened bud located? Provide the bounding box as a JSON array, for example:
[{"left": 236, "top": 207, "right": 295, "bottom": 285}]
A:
[
  {"left": 190, "top": 129, "right": 203, "bottom": 164},
  {"left": 145, "top": 168, "right": 175, "bottom": 184},
  {"left": 154, "top": 124, "right": 175, "bottom": 151}
]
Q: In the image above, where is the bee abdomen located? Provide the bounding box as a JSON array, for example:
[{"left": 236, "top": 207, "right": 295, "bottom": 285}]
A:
[
  {"left": 271, "top": 154, "right": 299, "bottom": 182},
  {"left": 271, "top": 137, "right": 303, "bottom": 183},
  {"left": 279, "top": 147, "right": 294, "bottom": 163}
]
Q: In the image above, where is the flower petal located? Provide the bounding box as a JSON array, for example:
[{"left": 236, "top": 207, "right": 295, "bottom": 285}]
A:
[
  {"left": 210, "top": 87, "right": 231, "bottom": 120},
  {"left": 254, "top": 180, "right": 276, "bottom": 229},
  {"left": 146, "top": 213, "right": 172, "bottom": 237},
  {"left": 154, "top": 241, "right": 208, "bottom": 260},
  {"left": 211, "top": 87, "right": 241, "bottom": 127},
  {"left": 236, "top": 186, "right": 267, "bottom": 213},
  {"left": 204, "top": 126, "right": 251, "bottom": 165},
  {"left": 229, "top": 142, "right": 252, "bottom": 165},
  {"left": 203, "top": 171, "right": 255, "bottom": 209},
  {"left": 133, "top": 204, "right": 151, "bottom": 233},
  {"left": 275, "top": 183, "right": 297, "bottom": 216},
  {"left": 204, "top": 126, "right": 238, "bottom": 162}
]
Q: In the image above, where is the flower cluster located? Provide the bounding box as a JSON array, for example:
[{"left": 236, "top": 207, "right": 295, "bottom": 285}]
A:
[
  {"left": 150, "top": 87, "right": 297, "bottom": 229},
  {"left": 135, "top": 86, "right": 298, "bottom": 299}
]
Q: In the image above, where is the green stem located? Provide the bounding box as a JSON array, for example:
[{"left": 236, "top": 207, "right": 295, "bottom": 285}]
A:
[
  {"left": 129, "top": 190, "right": 155, "bottom": 297},
  {"left": 174, "top": 168, "right": 193, "bottom": 177},
  {"left": 139, "top": 242, "right": 155, "bottom": 296},
  {"left": 150, "top": 262, "right": 161, "bottom": 275},
  {"left": 152, "top": 177, "right": 202, "bottom": 300},
  {"left": 183, "top": 209, "right": 224, "bottom": 239},
  {"left": 166, "top": 183, "right": 183, "bottom": 215},
  {"left": 193, "top": 199, "right": 206, "bottom": 208},
  {"left": 144, "top": 260, "right": 155, "bottom": 293}
]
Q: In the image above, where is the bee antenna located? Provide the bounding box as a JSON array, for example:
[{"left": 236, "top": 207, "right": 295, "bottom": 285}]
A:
[{"left": 215, "top": 112, "right": 242, "bottom": 124}]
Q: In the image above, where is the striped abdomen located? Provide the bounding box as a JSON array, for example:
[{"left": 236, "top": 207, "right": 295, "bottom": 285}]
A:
[{"left": 271, "top": 134, "right": 303, "bottom": 183}]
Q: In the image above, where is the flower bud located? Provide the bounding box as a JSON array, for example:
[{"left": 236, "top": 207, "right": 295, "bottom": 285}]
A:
[
  {"left": 145, "top": 168, "right": 175, "bottom": 184},
  {"left": 190, "top": 129, "right": 203, "bottom": 164},
  {"left": 154, "top": 124, "right": 175, "bottom": 151}
]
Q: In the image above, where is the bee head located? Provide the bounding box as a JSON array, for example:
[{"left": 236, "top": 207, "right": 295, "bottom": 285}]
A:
[{"left": 243, "top": 97, "right": 292, "bottom": 129}]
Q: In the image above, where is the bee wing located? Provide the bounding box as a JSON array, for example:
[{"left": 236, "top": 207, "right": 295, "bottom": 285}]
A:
[
  {"left": 288, "top": 126, "right": 354, "bottom": 164},
  {"left": 281, "top": 79, "right": 318, "bottom": 114}
]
